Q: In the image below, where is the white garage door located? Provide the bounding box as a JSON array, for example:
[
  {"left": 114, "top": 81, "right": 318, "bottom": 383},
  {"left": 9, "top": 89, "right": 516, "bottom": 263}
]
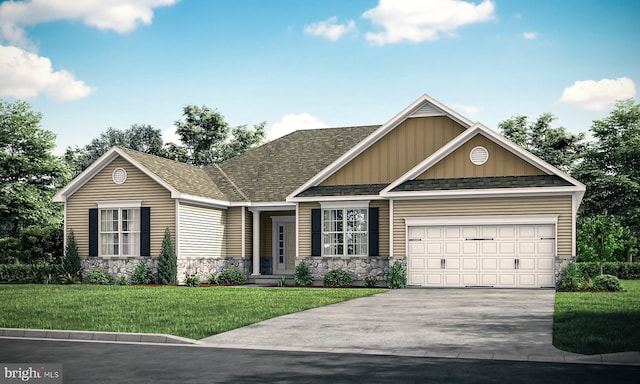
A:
[{"left": 408, "top": 224, "right": 555, "bottom": 288}]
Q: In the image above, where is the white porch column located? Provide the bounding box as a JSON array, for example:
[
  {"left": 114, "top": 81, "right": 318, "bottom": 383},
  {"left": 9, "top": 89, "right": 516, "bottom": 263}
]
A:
[{"left": 251, "top": 209, "right": 260, "bottom": 275}]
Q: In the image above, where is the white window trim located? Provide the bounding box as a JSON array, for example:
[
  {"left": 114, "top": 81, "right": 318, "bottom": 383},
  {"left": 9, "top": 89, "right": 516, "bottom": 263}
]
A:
[
  {"left": 98, "top": 203, "right": 142, "bottom": 257},
  {"left": 320, "top": 200, "right": 370, "bottom": 209},
  {"left": 321, "top": 202, "right": 370, "bottom": 257},
  {"left": 98, "top": 200, "right": 142, "bottom": 209}
]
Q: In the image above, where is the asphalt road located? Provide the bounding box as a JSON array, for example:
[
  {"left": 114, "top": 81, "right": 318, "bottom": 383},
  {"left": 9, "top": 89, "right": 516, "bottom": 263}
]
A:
[{"left": 1, "top": 339, "right": 639, "bottom": 384}]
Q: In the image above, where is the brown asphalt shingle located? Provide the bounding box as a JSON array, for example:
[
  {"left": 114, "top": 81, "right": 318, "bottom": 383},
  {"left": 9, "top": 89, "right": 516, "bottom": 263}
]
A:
[{"left": 119, "top": 125, "right": 380, "bottom": 203}]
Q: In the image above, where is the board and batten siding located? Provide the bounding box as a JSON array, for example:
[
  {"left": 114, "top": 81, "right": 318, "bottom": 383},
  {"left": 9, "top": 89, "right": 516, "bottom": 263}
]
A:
[
  {"left": 417, "top": 134, "right": 546, "bottom": 179},
  {"left": 392, "top": 196, "right": 573, "bottom": 258},
  {"left": 177, "top": 203, "right": 226, "bottom": 258},
  {"left": 65, "top": 157, "right": 175, "bottom": 258},
  {"left": 225, "top": 207, "right": 252, "bottom": 258},
  {"left": 320, "top": 117, "right": 466, "bottom": 186}
]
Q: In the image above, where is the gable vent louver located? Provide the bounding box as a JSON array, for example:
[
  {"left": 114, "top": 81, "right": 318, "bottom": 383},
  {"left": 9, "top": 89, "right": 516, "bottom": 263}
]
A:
[
  {"left": 470, "top": 146, "right": 489, "bottom": 165},
  {"left": 409, "top": 101, "right": 445, "bottom": 118},
  {"left": 112, "top": 167, "right": 127, "bottom": 184}
]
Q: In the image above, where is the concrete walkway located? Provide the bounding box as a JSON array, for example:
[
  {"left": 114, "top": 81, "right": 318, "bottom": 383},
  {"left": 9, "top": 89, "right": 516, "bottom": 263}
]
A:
[{"left": 2, "top": 288, "right": 639, "bottom": 365}]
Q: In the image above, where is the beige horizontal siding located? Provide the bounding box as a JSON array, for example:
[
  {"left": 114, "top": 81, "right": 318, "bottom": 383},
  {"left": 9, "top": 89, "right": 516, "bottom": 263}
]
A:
[
  {"left": 298, "top": 202, "right": 319, "bottom": 257},
  {"left": 371, "top": 200, "right": 389, "bottom": 256},
  {"left": 66, "top": 156, "right": 175, "bottom": 258},
  {"left": 225, "top": 207, "right": 242, "bottom": 257},
  {"left": 393, "top": 196, "right": 573, "bottom": 257}
]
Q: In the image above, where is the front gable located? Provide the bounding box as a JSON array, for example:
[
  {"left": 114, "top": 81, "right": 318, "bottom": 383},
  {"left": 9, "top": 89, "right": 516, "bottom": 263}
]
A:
[
  {"left": 416, "top": 133, "right": 546, "bottom": 180},
  {"left": 320, "top": 116, "right": 466, "bottom": 186}
]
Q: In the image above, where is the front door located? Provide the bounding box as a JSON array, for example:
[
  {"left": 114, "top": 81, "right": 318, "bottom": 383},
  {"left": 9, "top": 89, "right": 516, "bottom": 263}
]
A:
[{"left": 273, "top": 217, "right": 296, "bottom": 274}]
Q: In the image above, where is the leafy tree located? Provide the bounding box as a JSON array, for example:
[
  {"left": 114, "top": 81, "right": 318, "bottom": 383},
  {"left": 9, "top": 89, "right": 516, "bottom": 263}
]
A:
[
  {"left": 18, "top": 224, "right": 64, "bottom": 264},
  {"left": 64, "top": 124, "right": 164, "bottom": 177},
  {"left": 577, "top": 214, "right": 638, "bottom": 275},
  {"left": 157, "top": 227, "right": 177, "bottom": 284},
  {"left": 63, "top": 230, "right": 81, "bottom": 274},
  {"left": 498, "top": 113, "right": 586, "bottom": 172},
  {"left": 573, "top": 99, "right": 640, "bottom": 238},
  {"left": 0, "top": 99, "right": 68, "bottom": 236},
  {"left": 174, "top": 105, "right": 265, "bottom": 166}
]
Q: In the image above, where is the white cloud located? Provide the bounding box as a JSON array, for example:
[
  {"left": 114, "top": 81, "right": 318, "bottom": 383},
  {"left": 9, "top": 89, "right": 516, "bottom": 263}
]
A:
[
  {"left": 304, "top": 16, "right": 356, "bottom": 41},
  {"left": 162, "top": 125, "right": 181, "bottom": 145},
  {"left": 452, "top": 104, "right": 482, "bottom": 115},
  {"left": 362, "top": 0, "right": 495, "bottom": 45},
  {"left": 523, "top": 32, "right": 537, "bottom": 40},
  {"left": 0, "top": 45, "right": 94, "bottom": 100},
  {"left": 267, "top": 113, "right": 329, "bottom": 141},
  {"left": 0, "top": 0, "right": 178, "bottom": 47},
  {"left": 560, "top": 77, "right": 637, "bottom": 111}
]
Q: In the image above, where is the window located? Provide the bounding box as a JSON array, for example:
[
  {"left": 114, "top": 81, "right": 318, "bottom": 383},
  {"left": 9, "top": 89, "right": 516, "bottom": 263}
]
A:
[
  {"left": 322, "top": 207, "right": 368, "bottom": 256},
  {"left": 98, "top": 205, "right": 141, "bottom": 257}
]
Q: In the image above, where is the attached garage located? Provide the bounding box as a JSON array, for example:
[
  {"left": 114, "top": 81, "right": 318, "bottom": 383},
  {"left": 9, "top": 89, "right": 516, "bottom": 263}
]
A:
[{"left": 406, "top": 216, "right": 558, "bottom": 288}]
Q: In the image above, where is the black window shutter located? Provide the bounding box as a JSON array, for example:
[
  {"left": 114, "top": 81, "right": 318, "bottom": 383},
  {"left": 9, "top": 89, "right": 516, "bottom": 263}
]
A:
[
  {"left": 311, "top": 209, "right": 321, "bottom": 256},
  {"left": 89, "top": 208, "right": 98, "bottom": 257},
  {"left": 140, "top": 207, "right": 151, "bottom": 256},
  {"left": 369, "top": 207, "right": 379, "bottom": 256}
]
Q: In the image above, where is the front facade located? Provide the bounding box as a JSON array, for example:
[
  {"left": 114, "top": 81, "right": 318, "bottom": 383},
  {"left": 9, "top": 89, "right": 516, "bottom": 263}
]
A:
[{"left": 53, "top": 95, "right": 585, "bottom": 287}]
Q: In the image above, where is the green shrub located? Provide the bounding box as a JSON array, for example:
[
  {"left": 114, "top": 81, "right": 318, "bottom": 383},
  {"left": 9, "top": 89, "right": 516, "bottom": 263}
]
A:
[
  {"left": 386, "top": 261, "right": 407, "bottom": 289},
  {"left": 83, "top": 269, "right": 114, "bottom": 285},
  {"left": 62, "top": 230, "right": 81, "bottom": 275},
  {"left": 184, "top": 273, "right": 200, "bottom": 287},
  {"left": 157, "top": 227, "right": 177, "bottom": 284},
  {"left": 0, "top": 263, "right": 62, "bottom": 284},
  {"left": 60, "top": 272, "right": 80, "bottom": 284},
  {"left": 592, "top": 274, "right": 626, "bottom": 292},
  {"left": 578, "top": 262, "right": 640, "bottom": 280},
  {"left": 114, "top": 275, "right": 128, "bottom": 286},
  {"left": 323, "top": 269, "right": 352, "bottom": 287},
  {"left": 294, "top": 261, "right": 313, "bottom": 286},
  {"left": 131, "top": 261, "right": 154, "bottom": 284},
  {"left": 363, "top": 274, "right": 379, "bottom": 288},
  {"left": 19, "top": 224, "right": 64, "bottom": 264},
  {"left": 217, "top": 269, "right": 247, "bottom": 285},
  {"left": 0, "top": 237, "right": 21, "bottom": 264},
  {"left": 557, "top": 262, "right": 585, "bottom": 292},
  {"left": 205, "top": 273, "right": 218, "bottom": 284},
  {"left": 276, "top": 276, "right": 287, "bottom": 287}
]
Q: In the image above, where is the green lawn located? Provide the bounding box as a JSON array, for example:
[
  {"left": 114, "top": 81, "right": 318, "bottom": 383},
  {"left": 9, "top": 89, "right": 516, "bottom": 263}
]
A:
[
  {"left": 553, "top": 280, "right": 640, "bottom": 355},
  {"left": 0, "top": 285, "right": 385, "bottom": 340}
]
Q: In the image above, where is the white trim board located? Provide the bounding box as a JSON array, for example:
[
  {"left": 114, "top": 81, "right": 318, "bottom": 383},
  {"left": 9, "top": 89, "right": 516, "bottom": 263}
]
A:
[{"left": 404, "top": 214, "right": 560, "bottom": 227}]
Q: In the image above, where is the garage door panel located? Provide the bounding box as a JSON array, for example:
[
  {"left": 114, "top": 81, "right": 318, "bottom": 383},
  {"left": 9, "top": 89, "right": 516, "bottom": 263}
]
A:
[
  {"left": 409, "top": 227, "right": 425, "bottom": 239},
  {"left": 409, "top": 242, "right": 426, "bottom": 255},
  {"left": 408, "top": 223, "right": 556, "bottom": 288},
  {"left": 481, "top": 257, "right": 497, "bottom": 270},
  {"left": 462, "top": 226, "right": 478, "bottom": 238},
  {"left": 481, "top": 242, "right": 498, "bottom": 255},
  {"left": 410, "top": 257, "right": 426, "bottom": 270},
  {"left": 462, "top": 274, "right": 479, "bottom": 286}
]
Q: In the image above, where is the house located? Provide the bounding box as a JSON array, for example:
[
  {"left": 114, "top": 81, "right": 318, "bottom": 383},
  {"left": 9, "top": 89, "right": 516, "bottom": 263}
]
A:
[{"left": 53, "top": 94, "right": 585, "bottom": 287}]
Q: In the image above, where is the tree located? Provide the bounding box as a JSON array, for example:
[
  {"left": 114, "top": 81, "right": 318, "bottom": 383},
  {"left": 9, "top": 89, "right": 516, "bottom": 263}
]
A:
[
  {"left": 174, "top": 105, "right": 265, "bottom": 166},
  {"left": 573, "top": 99, "right": 640, "bottom": 238},
  {"left": 63, "top": 230, "right": 81, "bottom": 274},
  {"left": 498, "top": 113, "right": 586, "bottom": 172},
  {"left": 64, "top": 124, "right": 165, "bottom": 177},
  {"left": 157, "top": 227, "right": 177, "bottom": 284},
  {"left": 577, "top": 214, "right": 638, "bottom": 274},
  {"left": 0, "top": 99, "right": 68, "bottom": 236}
]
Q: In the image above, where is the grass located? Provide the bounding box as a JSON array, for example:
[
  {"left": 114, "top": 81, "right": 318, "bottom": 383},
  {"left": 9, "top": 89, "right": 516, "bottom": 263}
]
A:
[
  {"left": 553, "top": 280, "right": 640, "bottom": 355},
  {"left": 0, "top": 285, "right": 385, "bottom": 340}
]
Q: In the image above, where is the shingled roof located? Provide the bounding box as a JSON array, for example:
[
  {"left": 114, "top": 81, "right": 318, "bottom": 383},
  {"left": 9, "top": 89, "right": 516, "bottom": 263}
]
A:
[
  {"left": 118, "top": 147, "right": 227, "bottom": 201},
  {"left": 119, "top": 125, "right": 380, "bottom": 203},
  {"left": 212, "top": 125, "right": 380, "bottom": 202},
  {"left": 391, "top": 175, "right": 573, "bottom": 192}
]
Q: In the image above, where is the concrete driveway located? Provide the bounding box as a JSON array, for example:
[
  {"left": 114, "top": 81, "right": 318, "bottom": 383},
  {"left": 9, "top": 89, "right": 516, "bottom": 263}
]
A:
[{"left": 201, "top": 288, "right": 573, "bottom": 360}]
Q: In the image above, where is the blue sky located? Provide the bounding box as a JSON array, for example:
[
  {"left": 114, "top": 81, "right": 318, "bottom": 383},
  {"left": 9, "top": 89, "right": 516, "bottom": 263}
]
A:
[{"left": 0, "top": 0, "right": 638, "bottom": 154}]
